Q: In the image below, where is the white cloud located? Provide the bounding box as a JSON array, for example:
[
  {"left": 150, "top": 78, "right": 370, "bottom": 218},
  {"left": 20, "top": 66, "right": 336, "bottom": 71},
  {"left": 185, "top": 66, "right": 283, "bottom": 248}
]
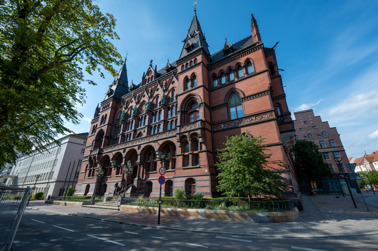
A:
[
  {"left": 369, "top": 129, "right": 378, "bottom": 139},
  {"left": 294, "top": 99, "right": 322, "bottom": 111},
  {"left": 329, "top": 91, "right": 378, "bottom": 117},
  {"left": 82, "top": 117, "right": 92, "bottom": 123}
]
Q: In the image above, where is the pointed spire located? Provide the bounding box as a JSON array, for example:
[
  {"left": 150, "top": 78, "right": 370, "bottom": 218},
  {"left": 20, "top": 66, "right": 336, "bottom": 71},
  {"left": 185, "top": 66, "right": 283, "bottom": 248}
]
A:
[
  {"left": 104, "top": 58, "right": 129, "bottom": 100},
  {"left": 251, "top": 13, "right": 261, "bottom": 43},
  {"left": 179, "top": 11, "right": 210, "bottom": 59},
  {"left": 223, "top": 37, "right": 232, "bottom": 49}
]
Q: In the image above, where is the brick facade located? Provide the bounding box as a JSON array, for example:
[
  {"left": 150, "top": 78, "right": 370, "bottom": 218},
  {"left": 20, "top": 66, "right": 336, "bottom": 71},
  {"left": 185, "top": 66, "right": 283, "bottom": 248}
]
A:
[{"left": 75, "top": 12, "right": 299, "bottom": 198}]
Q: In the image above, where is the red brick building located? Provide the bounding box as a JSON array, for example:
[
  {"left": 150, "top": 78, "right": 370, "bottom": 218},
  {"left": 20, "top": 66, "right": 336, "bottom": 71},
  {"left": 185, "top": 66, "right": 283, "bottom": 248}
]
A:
[
  {"left": 293, "top": 109, "right": 358, "bottom": 193},
  {"left": 75, "top": 12, "right": 299, "bottom": 198}
]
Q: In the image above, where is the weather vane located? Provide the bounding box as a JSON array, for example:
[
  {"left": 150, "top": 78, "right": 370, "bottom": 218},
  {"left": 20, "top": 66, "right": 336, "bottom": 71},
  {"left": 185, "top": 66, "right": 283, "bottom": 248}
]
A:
[{"left": 193, "top": 1, "right": 198, "bottom": 13}]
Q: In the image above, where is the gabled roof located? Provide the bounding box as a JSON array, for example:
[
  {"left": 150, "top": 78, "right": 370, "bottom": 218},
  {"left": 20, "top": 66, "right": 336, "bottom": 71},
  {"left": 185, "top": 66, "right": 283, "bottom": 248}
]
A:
[{"left": 179, "top": 12, "right": 210, "bottom": 59}]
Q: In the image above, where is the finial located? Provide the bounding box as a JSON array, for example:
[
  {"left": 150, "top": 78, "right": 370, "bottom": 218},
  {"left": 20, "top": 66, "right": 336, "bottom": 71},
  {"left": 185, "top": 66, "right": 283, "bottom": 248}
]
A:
[
  {"left": 193, "top": 1, "right": 198, "bottom": 14},
  {"left": 225, "top": 37, "right": 227, "bottom": 42},
  {"left": 149, "top": 59, "right": 153, "bottom": 66},
  {"left": 125, "top": 53, "right": 128, "bottom": 63}
]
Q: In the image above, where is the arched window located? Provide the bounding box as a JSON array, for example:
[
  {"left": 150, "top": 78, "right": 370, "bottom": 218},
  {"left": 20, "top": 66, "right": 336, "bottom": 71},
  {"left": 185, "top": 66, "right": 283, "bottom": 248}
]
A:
[
  {"left": 162, "top": 144, "right": 176, "bottom": 170},
  {"left": 276, "top": 104, "right": 282, "bottom": 116},
  {"left": 182, "top": 141, "right": 189, "bottom": 167},
  {"left": 144, "top": 148, "right": 156, "bottom": 172},
  {"left": 229, "top": 93, "right": 244, "bottom": 120},
  {"left": 192, "top": 139, "right": 200, "bottom": 166},
  {"left": 185, "top": 63, "right": 189, "bottom": 68},
  {"left": 181, "top": 65, "right": 184, "bottom": 71},
  {"left": 94, "top": 130, "right": 104, "bottom": 149},
  {"left": 185, "top": 178, "right": 196, "bottom": 197},
  {"left": 172, "top": 89, "right": 176, "bottom": 101},
  {"left": 322, "top": 131, "right": 328, "bottom": 137},
  {"left": 194, "top": 58, "right": 198, "bottom": 64},
  {"left": 307, "top": 133, "right": 313, "bottom": 139},
  {"left": 192, "top": 75, "right": 197, "bottom": 87},
  {"left": 190, "top": 60, "right": 193, "bottom": 67},
  {"left": 145, "top": 181, "right": 153, "bottom": 197},
  {"left": 165, "top": 180, "right": 173, "bottom": 196},
  {"left": 213, "top": 75, "right": 218, "bottom": 87},
  {"left": 220, "top": 72, "right": 226, "bottom": 84},
  {"left": 229, "top": 70, "right": 235, "bottom": 82},
  {"left": 184, "top": 78, "right": 190, "bottom": 90},
  {"left": 246, "top": 61, "right": 254, "bottom": 74},
  {"left": 237, "top": 65, "right": 244, "bottom": 78}
]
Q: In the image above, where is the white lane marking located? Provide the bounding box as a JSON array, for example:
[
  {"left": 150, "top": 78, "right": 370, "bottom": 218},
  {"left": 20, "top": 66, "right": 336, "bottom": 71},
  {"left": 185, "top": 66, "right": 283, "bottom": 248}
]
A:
[
  {"left": 152, "top": 236, "right": 168, "bottom": 240},
  {"left": 31, "top": 219, "right": 45, "bottom": 224},
  {"left": 87, "top": 234, "right": 125, "bottom": 246},
  {"left": 52, "top": 225, "right": 75, "bottom": 232},
  {"left": 291, "top": 246, "right": 327, "bottom": 251},
  {"left": 124, "top": 230, "right": 139, "bottom": 235},
  {"left": 216, "top": 236, "right": 252, "bottom": 243},
  {"left": 186, "top": 243, "right": 209, "bottom": 249}
]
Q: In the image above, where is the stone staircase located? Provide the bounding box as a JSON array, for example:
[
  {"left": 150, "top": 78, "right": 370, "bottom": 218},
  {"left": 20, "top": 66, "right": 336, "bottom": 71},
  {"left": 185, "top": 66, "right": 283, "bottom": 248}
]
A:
[{"left": 82, "top": 198, "right": 120, "bottom": 210}]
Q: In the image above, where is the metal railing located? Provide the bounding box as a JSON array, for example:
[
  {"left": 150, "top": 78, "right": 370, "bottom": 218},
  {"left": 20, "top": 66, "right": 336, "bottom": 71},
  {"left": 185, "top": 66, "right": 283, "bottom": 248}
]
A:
[
  {"left": 0, "top": 185, "right": 31, "bottom": 251},
  {"left": 120, "top": 197, "right": 295, "bottom": 212}
]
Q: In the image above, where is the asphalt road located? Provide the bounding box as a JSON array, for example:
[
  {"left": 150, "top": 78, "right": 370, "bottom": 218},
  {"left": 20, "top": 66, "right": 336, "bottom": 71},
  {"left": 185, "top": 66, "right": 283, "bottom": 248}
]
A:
[{"left": 11, "top": 209, "right": 378, "bottom": 251}]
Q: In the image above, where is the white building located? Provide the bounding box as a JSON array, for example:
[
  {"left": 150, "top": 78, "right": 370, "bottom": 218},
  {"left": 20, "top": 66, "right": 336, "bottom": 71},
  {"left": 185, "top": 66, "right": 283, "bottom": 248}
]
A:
[{"left": 7, "top": 133, "right": 88, "bottom": 197}]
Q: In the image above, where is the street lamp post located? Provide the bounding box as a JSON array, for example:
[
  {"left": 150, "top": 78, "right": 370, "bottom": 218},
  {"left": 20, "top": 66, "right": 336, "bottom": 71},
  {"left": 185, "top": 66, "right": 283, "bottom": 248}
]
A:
[
  {"left": 91, "top": 165, "right": 104, "bottom": 205},
  {"left": 335, "top": 157, "right": 357, "bottom": 208},
  {"left": 156, "top": 151, "right": 166, "bottom": 225}
]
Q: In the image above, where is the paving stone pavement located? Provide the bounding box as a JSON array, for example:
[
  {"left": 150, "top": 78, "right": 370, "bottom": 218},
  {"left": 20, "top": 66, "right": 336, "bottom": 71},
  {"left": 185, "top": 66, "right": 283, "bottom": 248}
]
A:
[{"left": 26, "top": 191, "right": 378, "bottom": 238}]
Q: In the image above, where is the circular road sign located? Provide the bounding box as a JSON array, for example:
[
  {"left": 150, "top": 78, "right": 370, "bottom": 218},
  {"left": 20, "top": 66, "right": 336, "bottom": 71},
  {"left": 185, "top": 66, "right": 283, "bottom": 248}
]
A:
[
  {"left": 158, "top": 176, "right": 165, "bottom": 185},
  {"left": 159, "top": 167, "right": 166, "bottom": 176}
]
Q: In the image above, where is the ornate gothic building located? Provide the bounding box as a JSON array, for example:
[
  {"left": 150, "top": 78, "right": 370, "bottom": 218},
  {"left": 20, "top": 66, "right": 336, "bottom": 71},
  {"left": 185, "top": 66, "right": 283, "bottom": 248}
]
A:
[{"left": 76, "top": 11, "right": 299, "bottom": 198}]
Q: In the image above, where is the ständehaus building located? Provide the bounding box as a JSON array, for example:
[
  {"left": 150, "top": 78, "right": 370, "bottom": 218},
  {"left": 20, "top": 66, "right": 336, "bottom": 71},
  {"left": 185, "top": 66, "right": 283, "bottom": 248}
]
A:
[{"left": 76, "top": 11, "right": 299, "bottom": 198}]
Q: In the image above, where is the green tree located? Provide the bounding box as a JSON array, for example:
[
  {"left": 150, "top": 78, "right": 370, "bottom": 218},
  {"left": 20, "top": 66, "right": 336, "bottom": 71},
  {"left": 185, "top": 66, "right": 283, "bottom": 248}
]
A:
[
  {"left": 0, "top": 0, "right": 122, "bottom": 166},
  {"left": 368, "top": 170, "right": 378, "bottom": 185},
  {"left": 216, "top": 133, "right": 287, "bottom": 201},
  {"left": 292, "top": 140, "right": 332, "bottom": 188}
]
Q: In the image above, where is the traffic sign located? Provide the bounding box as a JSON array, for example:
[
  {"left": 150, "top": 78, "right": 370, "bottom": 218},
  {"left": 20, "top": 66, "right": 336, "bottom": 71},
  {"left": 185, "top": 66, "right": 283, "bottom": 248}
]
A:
[
  {"left": 158, "top": 176, "right": 165, "bottom": 185},
  {"left": 159, "top": 167, "right": 166, "bottom": 176},
  {"left": 32, "top": 187, "right": 36, "bottom": 190}
]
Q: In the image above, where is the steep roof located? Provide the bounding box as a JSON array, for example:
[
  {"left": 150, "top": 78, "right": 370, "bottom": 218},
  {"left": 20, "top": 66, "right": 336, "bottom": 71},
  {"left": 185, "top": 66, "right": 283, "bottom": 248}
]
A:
[
  {"left": 210, "top": 35, "right": 256, "bottom": 63},
  {"left": 104, "top": 60, "right": 129, "bottom": 100},
  {"left": 179, "top": 12, "right": 210, "bottom": 59}
]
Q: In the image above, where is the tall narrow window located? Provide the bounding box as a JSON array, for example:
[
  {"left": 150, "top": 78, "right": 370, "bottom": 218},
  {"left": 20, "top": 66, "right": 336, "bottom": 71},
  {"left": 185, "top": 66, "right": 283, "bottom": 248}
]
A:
[
  {"left": 192, "top": 75, "right": 197, "bottom": 87},
  {"left": 247, "top": 61, "right": 254, "bottom": 74},
  {"left": 238, "top": 66, "right": 244, "bottom": 78},
  {"left": 329, "top": 139, "right": 336, "bottom": 147},
  {"left": 229, "top": 93, "right": 244, "bottom": 120},
  {"left": 183, "top": 141, "right": 189, "bottom": 167},
  {"left": 185, "top": 78, "right": 190, "bottom": 90},
  {"left": 167, "top": 121, "right": 171, "bottom": 130},
  {"left": 185, "top": 178, "right": 196, "bottom": 197},
  {"left": 221, "top": 73, "right": 226, "bottom": 84},
  {"left": 229, "top": 70, "right": 235, "bottom": 82},
  {"left": 213, "top": 76, "right": 218, "bottom": 87},
  {"left": 172, "top": 89, "right": 176, "bottom": 101},
  {"left": 192, "top": 139, "right": 199, "bottom": 166}
]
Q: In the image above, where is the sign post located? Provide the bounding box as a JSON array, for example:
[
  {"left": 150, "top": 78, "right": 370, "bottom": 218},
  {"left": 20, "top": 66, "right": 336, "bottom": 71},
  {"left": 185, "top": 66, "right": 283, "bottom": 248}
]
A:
[{"left": 157, "top": 168, "right": 166, "bottom": 225}]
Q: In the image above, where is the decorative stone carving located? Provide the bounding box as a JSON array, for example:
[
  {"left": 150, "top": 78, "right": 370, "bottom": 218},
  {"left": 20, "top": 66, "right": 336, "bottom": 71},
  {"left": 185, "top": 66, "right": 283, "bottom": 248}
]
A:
[{"left": 213, "top": 111, "right": 274, "bottom": 131}]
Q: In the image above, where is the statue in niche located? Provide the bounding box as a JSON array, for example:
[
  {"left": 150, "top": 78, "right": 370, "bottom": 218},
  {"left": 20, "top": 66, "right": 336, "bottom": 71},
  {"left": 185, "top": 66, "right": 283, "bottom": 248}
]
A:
[
  {"left": 145, "top": 101, "right": 151, "bottom": 111},
  {"left": 161, "top": 94, "right": 166, "bottom": 106},
  {"left": 132, "top": 106, "right": 138, "bottom": 117}
]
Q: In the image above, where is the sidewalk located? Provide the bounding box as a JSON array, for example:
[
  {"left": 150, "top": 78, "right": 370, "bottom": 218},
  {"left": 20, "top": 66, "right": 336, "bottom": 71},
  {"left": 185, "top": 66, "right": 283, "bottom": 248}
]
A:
[{"left": 26, "top": 192, "right": 378, "bottom": 239}]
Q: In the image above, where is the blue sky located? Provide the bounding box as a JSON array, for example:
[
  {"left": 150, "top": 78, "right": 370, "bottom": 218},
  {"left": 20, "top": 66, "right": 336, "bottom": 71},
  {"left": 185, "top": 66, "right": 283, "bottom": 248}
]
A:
[{"left": 66, "top": 0, "right": 378, "bottom": 159}]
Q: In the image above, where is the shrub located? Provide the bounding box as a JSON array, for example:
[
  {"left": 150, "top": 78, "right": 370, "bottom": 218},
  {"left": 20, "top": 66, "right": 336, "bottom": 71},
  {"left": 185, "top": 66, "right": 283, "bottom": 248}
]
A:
[
  {"left": 174, "top": 188, "right": 185, "bottom": 199},
  {"left": 190, "top": 194, "right": 204, "bottom": 200},
  {"left": 34, "top": 192, "right": 44, "bottom": 200},
  {"left": 65, "top": 187, "right": 76, "bottom": 196}
]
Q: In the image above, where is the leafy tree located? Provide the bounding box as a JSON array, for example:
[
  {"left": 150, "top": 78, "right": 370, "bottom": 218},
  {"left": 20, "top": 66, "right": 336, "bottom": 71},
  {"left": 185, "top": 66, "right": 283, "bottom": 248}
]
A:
[
  {"left": 216, "top": 133, "right": 287, "bottom": 201},
  {"left": 368, "top": 170, "right": 378, "bottom": 186},
  {"left": 0, "top": 0, "right": 122, "bottom": 166},
  {"left": 292, "top": 140, "right": 332, "bottom": 187}
]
